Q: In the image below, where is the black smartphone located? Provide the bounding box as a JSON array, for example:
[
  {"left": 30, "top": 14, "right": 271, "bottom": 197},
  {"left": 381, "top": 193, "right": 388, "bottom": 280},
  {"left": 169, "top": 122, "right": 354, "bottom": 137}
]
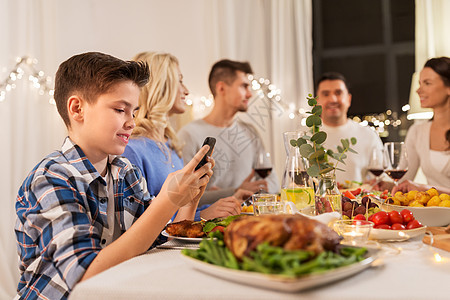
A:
[{"left": 195, "top": 137, "right": 216, "bottom": 171}]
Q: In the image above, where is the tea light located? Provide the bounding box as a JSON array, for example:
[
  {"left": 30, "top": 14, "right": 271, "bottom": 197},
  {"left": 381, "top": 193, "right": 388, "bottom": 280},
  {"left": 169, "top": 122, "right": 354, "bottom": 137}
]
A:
[{"left": 333, "top": 220, "right": 374, "bottom": 246}]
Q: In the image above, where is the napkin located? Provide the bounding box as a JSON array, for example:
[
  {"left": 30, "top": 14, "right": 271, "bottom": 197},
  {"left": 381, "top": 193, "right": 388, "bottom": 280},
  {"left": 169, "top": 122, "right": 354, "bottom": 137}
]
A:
[{"left": 300, "top": 211, "right": 341, "bottom": 225}]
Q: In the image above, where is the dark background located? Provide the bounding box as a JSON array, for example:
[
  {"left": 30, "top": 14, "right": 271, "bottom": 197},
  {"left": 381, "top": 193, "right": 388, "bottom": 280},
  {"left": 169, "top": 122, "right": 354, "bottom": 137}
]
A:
[{"left": 312, "top": 0, "right": 415, "bottom": 119}]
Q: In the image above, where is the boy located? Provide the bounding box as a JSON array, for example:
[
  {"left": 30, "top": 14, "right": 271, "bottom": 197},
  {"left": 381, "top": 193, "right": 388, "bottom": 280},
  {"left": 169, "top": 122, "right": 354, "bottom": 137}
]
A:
[{"left": 14, "top": 52, "right": 213, "bottom": 299}]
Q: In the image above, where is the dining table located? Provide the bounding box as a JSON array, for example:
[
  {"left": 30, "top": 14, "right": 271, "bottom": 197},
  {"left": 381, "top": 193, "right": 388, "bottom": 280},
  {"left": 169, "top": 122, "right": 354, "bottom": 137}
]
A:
[{"left": 70, "top": 232, "right": 450, "bottom": 300}]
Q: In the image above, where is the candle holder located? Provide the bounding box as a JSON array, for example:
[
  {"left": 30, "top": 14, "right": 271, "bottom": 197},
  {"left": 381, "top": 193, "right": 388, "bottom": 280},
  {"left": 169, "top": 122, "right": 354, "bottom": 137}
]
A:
[{"left": 333, "top": 220, "right": 374, "bottom": 246}]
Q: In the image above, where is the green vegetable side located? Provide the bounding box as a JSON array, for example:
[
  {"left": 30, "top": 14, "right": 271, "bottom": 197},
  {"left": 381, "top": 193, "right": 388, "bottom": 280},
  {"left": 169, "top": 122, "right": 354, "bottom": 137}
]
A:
[
  {"left": 202, "top": 215, "right": 242, "bottom": 233},
  {"left": 182, "top": 231, "right": 368, "bottom": 278}
]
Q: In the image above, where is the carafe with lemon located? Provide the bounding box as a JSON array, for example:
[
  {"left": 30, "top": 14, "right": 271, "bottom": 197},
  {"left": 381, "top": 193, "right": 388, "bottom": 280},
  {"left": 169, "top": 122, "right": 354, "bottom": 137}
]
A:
[{"left": 281, "top": 131, "right": 315, "bottom": 214}]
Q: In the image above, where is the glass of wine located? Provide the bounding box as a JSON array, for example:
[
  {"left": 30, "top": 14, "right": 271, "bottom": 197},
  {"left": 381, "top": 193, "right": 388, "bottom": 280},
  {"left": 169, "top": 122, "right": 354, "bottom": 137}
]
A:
[
  {"left": 384, "top": 142, "right": 408, "bottom": 187},
  {"left": 254, "top": 150, "right": 273, "bottom": 183},
  {"left": 367, "top": 147, "right": 388, "bottom": 189}
]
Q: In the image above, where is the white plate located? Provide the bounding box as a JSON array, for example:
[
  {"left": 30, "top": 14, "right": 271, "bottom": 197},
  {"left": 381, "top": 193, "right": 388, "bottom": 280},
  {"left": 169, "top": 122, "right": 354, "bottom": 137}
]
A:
[
  {"left": 181, "top": 248, "right": 379, "bottom": 292},
  {"left": 369, "top": 226, "right": 427, "bottom": 241},
  {"left": 161, "top": 230, "right": 205, "bottom": 242}
]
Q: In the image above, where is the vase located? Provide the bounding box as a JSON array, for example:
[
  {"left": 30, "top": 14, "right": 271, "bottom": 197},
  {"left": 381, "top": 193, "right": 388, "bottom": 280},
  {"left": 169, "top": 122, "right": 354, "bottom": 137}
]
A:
[
  {"left": 314, "top": 173, "right": 342, "bottom": 215},
  {"left": 280, "top": 131, "right": 315, "bottom": 214}
]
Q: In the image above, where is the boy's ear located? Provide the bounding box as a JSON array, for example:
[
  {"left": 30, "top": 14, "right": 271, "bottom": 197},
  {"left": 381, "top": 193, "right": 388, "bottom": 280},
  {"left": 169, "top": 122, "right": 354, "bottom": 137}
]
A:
[{"left": 67, "top": 96, "right": 85, "bottom": 123}]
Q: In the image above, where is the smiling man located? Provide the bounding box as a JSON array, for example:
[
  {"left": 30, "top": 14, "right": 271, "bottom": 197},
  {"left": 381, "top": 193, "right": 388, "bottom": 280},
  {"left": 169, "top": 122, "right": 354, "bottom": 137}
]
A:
[
  {"left": 178, "top": 59, "right": 279, "bottom": 205},
  {"left": 315, "top": 72, "right": 383, "bottom": 184}
]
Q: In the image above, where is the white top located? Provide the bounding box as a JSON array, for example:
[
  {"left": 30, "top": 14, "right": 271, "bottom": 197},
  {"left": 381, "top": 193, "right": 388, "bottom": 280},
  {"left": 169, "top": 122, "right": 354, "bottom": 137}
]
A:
[
  {"left": 319, "top": 119, "right": 383, "bottom": 183},
  {"left": 403, "top": 121, "right": 450, "bottom": 187},
  {"left": 178, "top": 118, "right": 280, "bottom": 203}
]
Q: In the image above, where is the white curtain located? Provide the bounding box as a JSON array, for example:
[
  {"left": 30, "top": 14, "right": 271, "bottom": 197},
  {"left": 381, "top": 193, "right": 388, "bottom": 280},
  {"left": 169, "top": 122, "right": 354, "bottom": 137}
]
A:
[
  {"left": 205, "top": 0, "right": 313, "bottom": 193},
  {"left": 0, "top": 0, "right": 312, "bottom": 297},
  {"left": 415, "top": 0, "right": 450, "bottom": 69}
]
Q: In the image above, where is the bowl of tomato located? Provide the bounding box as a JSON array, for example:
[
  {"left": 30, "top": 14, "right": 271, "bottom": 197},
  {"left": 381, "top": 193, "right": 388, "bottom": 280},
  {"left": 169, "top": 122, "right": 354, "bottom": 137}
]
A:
[
  {"left": 374, "top": 201, "right": 450, "bottom": 227},
  {"left": 368, "top": 209, "right": 427, "bottom": 241}
]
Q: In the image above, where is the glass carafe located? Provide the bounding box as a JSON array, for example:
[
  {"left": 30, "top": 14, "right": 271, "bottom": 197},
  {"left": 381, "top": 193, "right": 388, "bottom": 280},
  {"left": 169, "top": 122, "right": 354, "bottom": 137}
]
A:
[
  {"left": 280, "top": 131, "right": 315, "bottom": 214},
  {"left": 315, "top": 173, "right": 342, "bottom": 215}
]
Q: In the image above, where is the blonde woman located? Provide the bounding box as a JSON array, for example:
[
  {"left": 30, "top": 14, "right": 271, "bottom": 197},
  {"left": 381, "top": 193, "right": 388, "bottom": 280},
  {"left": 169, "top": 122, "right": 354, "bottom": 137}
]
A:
[{"left": 123, "top": 52, "right": 250, "bottom": 221}]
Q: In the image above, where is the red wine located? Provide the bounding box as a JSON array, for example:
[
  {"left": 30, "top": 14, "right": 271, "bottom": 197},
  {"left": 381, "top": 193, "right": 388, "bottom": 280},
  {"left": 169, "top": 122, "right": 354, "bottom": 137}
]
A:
[
  {"left": 255, "top": 168, "right": 272, "bottom": 178},
  {"left": 368, "top": 168, "right": 384, "bottom": 177},
  {"left": 385, "top": 169, "right": 407, "bottom": 181}
]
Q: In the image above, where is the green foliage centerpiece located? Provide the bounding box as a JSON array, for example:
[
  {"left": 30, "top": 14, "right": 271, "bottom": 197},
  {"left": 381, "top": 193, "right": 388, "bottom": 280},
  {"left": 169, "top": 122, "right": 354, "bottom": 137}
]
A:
[{"left": 289, "top": 94, "right": 357, "bottom": 215}]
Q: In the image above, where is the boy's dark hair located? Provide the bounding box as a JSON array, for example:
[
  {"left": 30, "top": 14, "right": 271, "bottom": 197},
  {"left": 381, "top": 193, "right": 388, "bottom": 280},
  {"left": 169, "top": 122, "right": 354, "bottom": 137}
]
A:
[
  {"left": 208, "top": 59, "right": 253, "bottom": 96},
  {"left": 54, "top": 52, "right": 150, "bottom": 128},
  {"left": 316, "top": 72, "right": 350, "bottom": 94}
]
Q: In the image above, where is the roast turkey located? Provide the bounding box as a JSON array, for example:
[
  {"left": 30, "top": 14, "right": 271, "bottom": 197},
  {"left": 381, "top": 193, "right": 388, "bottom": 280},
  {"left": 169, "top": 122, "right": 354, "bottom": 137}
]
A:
[{"left": 224, "top": 214, "right": 342, "bottom": 259}]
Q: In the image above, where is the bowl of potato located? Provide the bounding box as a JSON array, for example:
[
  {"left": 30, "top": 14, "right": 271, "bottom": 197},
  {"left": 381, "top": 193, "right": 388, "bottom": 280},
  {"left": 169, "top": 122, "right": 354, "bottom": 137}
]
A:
[{"left": 373, "top": 188, "right": 450, "bottom": 227}]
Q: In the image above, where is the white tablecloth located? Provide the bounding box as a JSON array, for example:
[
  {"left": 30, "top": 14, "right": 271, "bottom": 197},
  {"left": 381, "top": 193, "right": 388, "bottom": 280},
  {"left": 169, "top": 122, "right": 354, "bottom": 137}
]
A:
[{"left": 70, "top": 237, "right": 450, "bottom": 300}]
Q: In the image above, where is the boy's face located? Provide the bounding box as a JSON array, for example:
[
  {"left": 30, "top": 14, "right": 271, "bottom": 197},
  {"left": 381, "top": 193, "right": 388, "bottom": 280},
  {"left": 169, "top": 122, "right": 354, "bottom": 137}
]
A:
[{"left": 79, "top": 81, "right": 140, "bottom": 162}]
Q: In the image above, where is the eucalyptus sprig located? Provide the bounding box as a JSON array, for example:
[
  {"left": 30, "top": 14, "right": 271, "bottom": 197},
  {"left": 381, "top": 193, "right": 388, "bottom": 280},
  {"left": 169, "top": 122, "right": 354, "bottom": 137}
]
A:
[{"left": 290, "top": 94, "right": 357, "bottom": 178}]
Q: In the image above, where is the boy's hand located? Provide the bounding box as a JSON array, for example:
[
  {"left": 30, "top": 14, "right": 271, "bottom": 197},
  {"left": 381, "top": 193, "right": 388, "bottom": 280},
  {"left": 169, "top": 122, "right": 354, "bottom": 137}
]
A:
[{"left": 160, "top": 145, "right": 214, "bottom": 207}]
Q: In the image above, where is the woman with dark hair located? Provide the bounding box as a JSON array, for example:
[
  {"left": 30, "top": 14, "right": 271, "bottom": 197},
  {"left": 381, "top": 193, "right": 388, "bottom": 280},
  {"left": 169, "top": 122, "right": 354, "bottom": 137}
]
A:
[{"left": 393, "top": 57, "right": 450, "bottom": 194}]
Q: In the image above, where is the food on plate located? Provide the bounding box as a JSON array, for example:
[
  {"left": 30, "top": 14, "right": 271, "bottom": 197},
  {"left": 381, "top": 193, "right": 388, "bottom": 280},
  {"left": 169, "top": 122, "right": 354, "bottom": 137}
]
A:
[
  {"left": 385, "top": 189, "right": 450, "bottom": 207},
  {"left": 338, "top": 180, "right": 363, "bottom": 190},
  {"left": 224, "top": 214, "right": 342, "bottom": 260},
  {"left": 165, "top": 220, "right": 205, "bottom": 238},
  {"left": 182, "top": 217, "right": 368, "bottom": 278},
  {"left": 369, "top": 209, "right": 423, "bottom": 230},
  {"left": 341, "top": 195, "right": 380, "bottom": 220},
  {"left": 165, "top": 215, "right": 242, "bottom": 238},
  {"left": 241, "top": 205, "right": 254, "bottom": 213}
]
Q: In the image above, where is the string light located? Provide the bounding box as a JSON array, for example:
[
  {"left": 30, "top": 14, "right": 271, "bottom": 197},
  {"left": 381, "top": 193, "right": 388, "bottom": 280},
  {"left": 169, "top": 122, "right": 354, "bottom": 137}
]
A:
[
  {"left": 186, "top": 75, "right": 407, "bottom": 137},
  {"left": 1, "top": 57, "right": 405, "bottom": 137},
  {"left": 0, "top": 56, "right": 54, "bottom": 104}
]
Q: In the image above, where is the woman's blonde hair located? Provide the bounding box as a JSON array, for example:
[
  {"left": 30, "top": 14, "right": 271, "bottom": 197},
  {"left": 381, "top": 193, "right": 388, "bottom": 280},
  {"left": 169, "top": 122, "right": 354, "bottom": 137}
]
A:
[{"left": 132, "top": 51, "right": 183, "bottom": 157}]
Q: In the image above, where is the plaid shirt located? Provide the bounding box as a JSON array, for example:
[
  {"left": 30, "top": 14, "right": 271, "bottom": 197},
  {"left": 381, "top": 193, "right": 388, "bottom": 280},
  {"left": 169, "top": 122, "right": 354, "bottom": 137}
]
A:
[{"left": 15, "top": 137, "right": 156, "bottom": 299}]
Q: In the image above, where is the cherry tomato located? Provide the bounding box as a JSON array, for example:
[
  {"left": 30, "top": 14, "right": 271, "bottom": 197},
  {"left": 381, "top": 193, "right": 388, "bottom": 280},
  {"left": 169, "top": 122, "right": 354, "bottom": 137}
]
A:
[
  {"left": 368, "top": 214, "right": 375, "bottom": 222},
  {"left": 406, "top": 219, "right": 422, "bottom": 229},
  {"left": 372, "top": 211, "right": 390, "bottom": 226},
  {"left": 374, "top": 224, "right": 391, "bottom": 229},
  {"left": 350, "top": 188, "right": 362, "bottom": 196},
  {"left": 400, "top": 209, "right": 415, "bottom": 223},
  {"left": 211, "top": 226, "right": 225, "bottom": 233},
  {"left": 388, "top": 211, "right": 403, "bottom": 225},
  {"left": 354, "top": 214, "right": 366, "bottom": 221},
  {"left": 343, "top": 190, "right": 356, "bottom": 199},
  {"left": 391, "top": 223, "right": 406, "bottom": 230}
]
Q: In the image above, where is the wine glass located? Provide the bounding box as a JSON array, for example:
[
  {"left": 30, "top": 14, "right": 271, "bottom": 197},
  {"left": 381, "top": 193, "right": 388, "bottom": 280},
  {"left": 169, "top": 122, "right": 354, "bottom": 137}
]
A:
[
  {"left": 367, "top": 147, "right": 388, "bottom": 189},
  {"left": 384, "top": 142, "right": 408, "bottom": 187},
  {"left": 254, "top": 150, "right": 273, "bottom": 179}
]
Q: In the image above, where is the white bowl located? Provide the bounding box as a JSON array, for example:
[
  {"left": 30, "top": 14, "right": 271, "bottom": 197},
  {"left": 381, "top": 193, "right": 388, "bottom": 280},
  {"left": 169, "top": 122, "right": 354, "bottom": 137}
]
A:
[
  {"left": 370, "top": 226, "right": 427, "bottom": 241},
  {"left": 377, "top": 202, "right": 450, "bottom": 227}
]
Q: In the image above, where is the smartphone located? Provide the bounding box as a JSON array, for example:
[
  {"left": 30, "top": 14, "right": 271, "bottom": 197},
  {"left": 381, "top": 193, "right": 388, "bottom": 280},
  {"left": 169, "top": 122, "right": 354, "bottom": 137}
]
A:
[{"left": 195, "top": 137, "right": 216, "bottom": 171}]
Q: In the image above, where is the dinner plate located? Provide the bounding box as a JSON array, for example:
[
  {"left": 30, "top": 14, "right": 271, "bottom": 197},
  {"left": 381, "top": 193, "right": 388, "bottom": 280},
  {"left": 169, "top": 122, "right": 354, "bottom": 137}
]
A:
[
  {"left": 369, "top": 226, "right": 427, "bottom": 242},
  {"left": 181, "top": 248, "right": 379, "bottom": 292},
  {"left": 161, "top": 230, "right": 205, "bottom": 242}
]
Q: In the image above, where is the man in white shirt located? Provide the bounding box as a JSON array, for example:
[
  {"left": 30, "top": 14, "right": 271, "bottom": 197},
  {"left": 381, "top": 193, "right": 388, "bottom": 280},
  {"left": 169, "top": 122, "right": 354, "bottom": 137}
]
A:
[
  {"left": 178, "top": 59, "right": 279, "bottom": 205},
  {"left": 315, "top": 72, "right": 383, "bottom": 184}
]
